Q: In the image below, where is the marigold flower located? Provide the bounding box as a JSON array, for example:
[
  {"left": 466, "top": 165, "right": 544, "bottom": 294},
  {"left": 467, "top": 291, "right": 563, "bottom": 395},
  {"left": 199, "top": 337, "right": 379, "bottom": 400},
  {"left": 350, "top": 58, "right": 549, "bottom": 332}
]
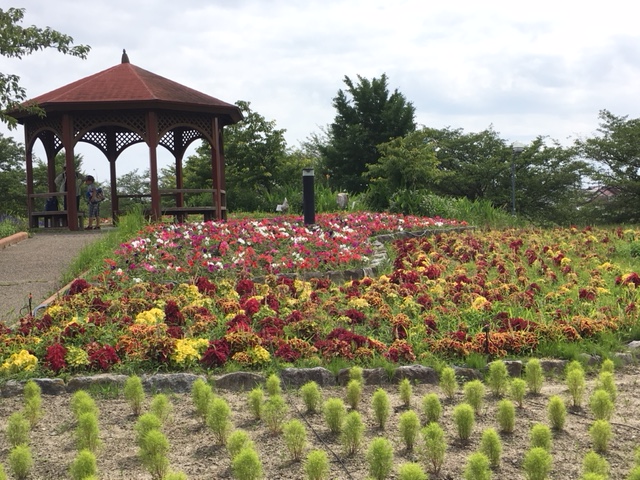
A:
[{"left": 0, "top": 349, "right": 38, "bottom": 374}]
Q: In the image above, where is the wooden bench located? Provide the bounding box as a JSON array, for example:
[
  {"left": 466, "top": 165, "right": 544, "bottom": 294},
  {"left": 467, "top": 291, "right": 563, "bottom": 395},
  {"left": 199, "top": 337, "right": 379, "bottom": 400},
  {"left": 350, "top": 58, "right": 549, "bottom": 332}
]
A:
[
  {"left": 30, "top": 211, "right": 85, "bottom": 229},
  {"left": 161, "top": 206, "right": 217, "bottom": 223}
]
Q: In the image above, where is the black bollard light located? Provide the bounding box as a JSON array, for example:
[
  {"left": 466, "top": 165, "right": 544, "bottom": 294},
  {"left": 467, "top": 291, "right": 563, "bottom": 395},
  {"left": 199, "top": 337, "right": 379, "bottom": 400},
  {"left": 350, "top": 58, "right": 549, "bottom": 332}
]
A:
[{"left": 302, "top": 167, "right": 315, "bottom": 225}]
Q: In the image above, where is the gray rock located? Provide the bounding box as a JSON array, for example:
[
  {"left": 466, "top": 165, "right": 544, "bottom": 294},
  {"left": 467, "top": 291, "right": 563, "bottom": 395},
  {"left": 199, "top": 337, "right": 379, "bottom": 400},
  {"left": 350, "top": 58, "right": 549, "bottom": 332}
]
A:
[
  {"left": 142, "top": 373, "right": 205, "bottom": 394},
  {"left": 613, "top": 352, "right": 634, "bottom": 365},
  {"left": 539, "top": 359, "right": 568, "bottom": 375},
  {"left": 0, "top": 380, "right": 23, "bottom": 398},
  {"left": 280, "top": 367, "right": 336, "bottom": 388},
  {"left": 627, "top": 340, "right": 640, "bottom": 351},
  {"left": 453, "top": 366, "right": 483, "bottom": 382},
  {"left": 504, "top": 360, "right": 523, "bottom": 377},
  {"left": 578, "top": 353, "right": 601, "bottom": 366},
  {"left": 393, "top": 364, "right": 438, "bottom": 384},
  {"left": 362, "top": 368, "right": 391, "bottom": 385},
  {"left": 67, "top": 374, "right": 128, "bottom": 393},
  {"left": 33, "top": 377, "right": 66, "bottom": 395},
  {"left": 215, "top": 372, "right": 265, "bottom": 391}
]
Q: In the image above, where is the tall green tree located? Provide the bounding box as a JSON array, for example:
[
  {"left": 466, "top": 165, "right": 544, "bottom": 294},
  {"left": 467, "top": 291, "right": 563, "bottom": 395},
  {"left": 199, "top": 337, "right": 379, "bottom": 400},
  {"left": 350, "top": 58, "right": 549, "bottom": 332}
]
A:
[
  {"left": 1, "top": 7, "right": 90, "bottom": 127},
  {"left": 577, "top": 110, "right": 640, "bottom": 223},
  {"left": 0, "top": 133, "right": 26, "bottom": 215},
  {"left": 319, "top": 74, "right": 416, "bottom": 194}
]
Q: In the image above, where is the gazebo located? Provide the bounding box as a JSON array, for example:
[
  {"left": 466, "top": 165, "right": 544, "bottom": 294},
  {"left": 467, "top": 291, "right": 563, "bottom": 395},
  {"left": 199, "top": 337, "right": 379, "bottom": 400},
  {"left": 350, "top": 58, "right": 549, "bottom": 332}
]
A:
[{"left": 8, "top": 50, "right": 243, "bottom": 230}]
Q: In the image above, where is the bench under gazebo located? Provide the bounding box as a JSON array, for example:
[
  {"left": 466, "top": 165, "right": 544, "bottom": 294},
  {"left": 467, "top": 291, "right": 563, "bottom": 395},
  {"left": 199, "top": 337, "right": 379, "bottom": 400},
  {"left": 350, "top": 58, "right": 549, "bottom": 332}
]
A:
[{"left": 8, "top": 50, "right": 243, "bottom": 230}]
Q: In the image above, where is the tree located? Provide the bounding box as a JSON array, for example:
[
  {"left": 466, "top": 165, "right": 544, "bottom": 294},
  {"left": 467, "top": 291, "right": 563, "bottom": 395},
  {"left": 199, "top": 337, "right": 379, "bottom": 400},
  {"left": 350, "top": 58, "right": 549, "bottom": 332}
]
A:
[
  {"left": 0, "top": 133, "right": 26, "bottom": 215},
  {"left": 319, "top": 74, "right": 416, "bottom": 194},
  {"left": 1, "top": 7, "right": 90, "bottom": 127},
  {"left": 577, "top": 110, "right": 640, "bottom": 223}
]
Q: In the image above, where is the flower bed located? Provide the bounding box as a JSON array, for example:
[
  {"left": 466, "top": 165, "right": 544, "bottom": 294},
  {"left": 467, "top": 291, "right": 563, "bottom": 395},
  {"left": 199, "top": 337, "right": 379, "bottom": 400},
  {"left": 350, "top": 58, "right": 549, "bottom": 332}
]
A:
[{"left": 1, "top": 214, "right": 639, "bottom": 378}]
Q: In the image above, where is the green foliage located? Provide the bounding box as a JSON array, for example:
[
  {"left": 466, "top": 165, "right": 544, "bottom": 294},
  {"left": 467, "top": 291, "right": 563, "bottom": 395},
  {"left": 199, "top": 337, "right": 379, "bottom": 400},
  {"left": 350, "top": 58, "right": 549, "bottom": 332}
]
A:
[
  {"left": 8, "top": 444, "right": 33, "bottom": 480},
  {"left": 589, "top": 389, "right": 614, "bottom": 421},
  {"left": 463, "top": 380, "right": 485, "bottom": 414},
  {"left": 76, "top": 412, "right": 101, "bottom": 452},
  {"left": 349, "top": 366, "right": 364, "bottom": 383},
  {"left": 510, "top": 378, "right": 527, "bottom": 408},
  {"left": 346, "top": 379, "right": 363, "bottom": 410},
  {"left": 452, "top": 403, "right": 475, "bottom": 442},
  {"left": 263, "top": 394, "right": 288, "bottom": 434},
  {"left": 596, "top": 371, "right": 618, "bottom": 402},
  {"left": 486, "top": 360, "right": 510, "bottom": 396},
  {"left": 164, "top": 472, "right": 188, "bottom": 480},
  {"left": 70, "top": 449, "right": 97, "bottom": 480},
  {"left": 439, "top": 366, "right": 458, "bottom": 400},
  {"left": 124, "top": 375, "right": 145, "bottom": 416},
  {"left": 582, "top": 450, "right": 609, "bottom": 478},
  {"left": 422, "top": 393, "right": 443, "bottom": 424},
  {"left": 134, "top": 413, "right": 162, "bottom": 447},
  {"left": 496, "top": 399, "right": 516, "bottom": 433},
  {"left": 207, "top": 396, "right": 233, "bottom": 445},
  {"left": 398, "top": 462, "right": 427, "bottom": 480},
  {"left": 191, "top": 378, "right": 213, "bottom": 423},
  {"left": 398, "top": 410, "right": 420, "bottom": 451},
  {"left": 421, "top": 422, "right": 447, "bottom": 474},
  {"left": 341, "top": 410, "right": 364, "bottom": 456},
  {"left": 567, "top": 366, "right": 586, "bottom": 408},
  {"left": 523, "top": 447, "right": 553, "bottom": 480},
  {"left": 304, "top": 449, "right": 329, "bottom": 480},
  {"left": 149, "top": 393, "right": 173, "bottom": 424},
  {"left": 479, "top": 427, "right": 502, "bottom": 468},
  {"left": 265, "top": 373, "right": 282, "bottom": 396},
  {"left": 300, "top": 381, "right": 322, "bottom": 414},
  {"left": 227, "top": 430, "right": 255, "bottom": 459},
  {"left": 138, "top": 429, "right": 170, "bottom": 480},
  {"left": 0, "top": 463, "right": 6, "bottom": 480},
  {"left": 589, "top": 420, "right": 612, "bottom": 453},
  {"left": 71, "top": 390, "right": 98, "bottom": 419},
  {"left": 525, "top": 359, "right": 544, "bottom": 395},
  {"left": 372, "top": 388, "right": 391, "bottom": 429},
  {"left": 6, "top": 412, "right": 29, "bottom": 448},
  {"left": 231, "top": 446, "right": 263, "bottom": 480},
  {"left": 600, "top": 358, "right": 615, "bottom": 374},
  {"left": 463, "top": 452, "right": 491, "bottom": 480},
  {"left": 283, "top": 419, "right": 307, "bottom": 461},
  {"left": 247, "top": 387, "right": 264, "bottom": 420},
  {"left": 547, "top": 395, "right": 566, "bottom": 430},
  {"left": 628, "top": 466, "right": 640, "bottom": 480},
  {"left": 366, "top": 437, "right": 394, "bottom": 480},
  {"left": 323, "top": 397, "right": 346, "bottom": 434},
  {"left": 398, "top": 378, "right": 413, "bottom": 407},
  {"left": 529, "top": 423, "right": 552, "bottom": 451},
  {"left": 0, "top": 135, "right": 27, "bottom": 216}
]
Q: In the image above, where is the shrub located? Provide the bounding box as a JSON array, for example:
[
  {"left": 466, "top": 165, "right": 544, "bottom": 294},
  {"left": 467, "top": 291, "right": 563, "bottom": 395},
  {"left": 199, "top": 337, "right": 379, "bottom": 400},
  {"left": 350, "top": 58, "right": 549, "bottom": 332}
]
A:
[
  {"left": 510, "top": 378, "right": 527, "bottom": 408},
  {"left": 367, "top": 437, "right": 394, "bottom": 480},
  {"left": 567, "top": 367, "right": 586, "bottom": 408},
  {"left": 596, "top": 371, "right": 618, "bottom": 402},
  {"left": 346, "top": 379, "right": 362, "bottom": 410},
  {"left": 323, "top": 398, "right": 346, "bottom": 434},
  {"left": 496, "top": 399, "right": 516, "bottom": 433},
  {"left": 207, "top": 396, "right": 233, "bottom": 444},
  {"left": 263, "top": 394, "right": 288, "bottom": 434},
  {"left": 0, "top": 464, "right": 5, "bottom": 480},
  {"left": 22, "top": 381, "right": 43, "bottom": 428},
  {"left": 463, "top": 452, "right": 491, "bottom": 480},
  {"left": 134, "top": 413, "right": 162, "bottom": 447},
  {"left": 76, "top": 412, "right": 101, "bottom": 452},
  {"left": 232, "top": 446, "right": 263, "bottom": 480},
  {"left": 265, "top": 373, "right": 282, "bottom": 396},
  {"left": 304, "top": 449, "right": 329, "bottom": 480},
  {"left": 164, "top": 472, "right": 188, "bottom": 480},
  {"left": 529, "top": 423, "right": 552, "bottom": 451},
  {"left": 398, "top": 410, "right": 420, "bottom": 451},
  {"left": 589, "top": 389, "right": 614, "bottom": 421},
  {"left": 349, "top": 366, "right": 364, "bottom": 383},
  {"left": 71, "top": 390, "right": 98, "bottom": 419},
  {"left": 300, "top": 381, "right": 322, "bottom": 414},
  {"left": 247, "top": 387, "right": 264, "bottom": 421},
  {"left": 398, "top": 462, "right": 427, "bottom": 480},
  {"left": 138, "top": 429, "right": 170, "bottom": 480},
  {"left": 486, "top": 360, "right": 510, "bottom": 396},
  {"left": 372, "top": 388, "right": 391, "bottom": 429},
  {"left": 600, "top": 358, "right": 615, "bottom": 374},
  {"left": 453, "top": 403, "right": 475, "bottom": 442},
  {"left": 123, "top": 375, "right": 145, "bottom": 416},
  {"left": 150, "top": 393, "right": 173, "bottom": 424},
  {"left": 341, "top": 411, "right": 364, "bottom": 456},
  {"left": 283, "top": 419, "right": 307, "bottom": 461},
  {"left": 525, "top": 359, "right": 544, "bottom": 394},
  {"left": 191, "top": 378, "right": 213, "bottom": 423},
  {"left": 6, "top": 412, "right": 30, "bottom": 448},
  {"left": 439, "top": 366, "right": 458, "bottom": 400},
  {"left": 479, "top": 427, "right": 502, "bottom": 468},
  {"left": 8, "top": 445, "right": 33, "bottom": 480},
  {"left": 227, "top": 430, "right": 255, "bottom": 458},
  {"left": 463, "top": 380, "right": 485, "bottom": 414},
  {"left": 582, "top": 450, "right": 609, "bottom": 477},
  {"left": 399, "top": 378, "right": 413, "bottom": 407},
  {"left": 523, "top": 447, "right": 552, "bottom": 480},
  {"left": 628, "top": 466, "right": 640, "bottom": 480},
  {"left": 590, "top": 420, "right": 612, "bottom": 453},
  {"left": 422, "top": 393, "right": 442, "bottom": 424},
  {"left": 70, "top": 449, "right": 97, "bottom": 480},
  {"left": 422, "top": 422, "right": 447, "bottom": 474},
  {"left": 548, "top": 395, "right": 566, "bottom": 430}
]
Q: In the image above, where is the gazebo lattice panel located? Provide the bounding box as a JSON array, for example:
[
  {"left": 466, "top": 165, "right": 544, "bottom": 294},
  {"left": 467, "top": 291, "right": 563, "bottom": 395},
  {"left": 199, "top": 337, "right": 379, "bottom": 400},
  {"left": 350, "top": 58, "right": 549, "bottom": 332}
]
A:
[
  {"left": 73, "top": 113, "right": 147, "bottom": 140},
  {"left": 26, "top": 116, "right": 63, "bottom": 146},
  {"left": 158, "top": 112, "right": 213, "bottom": 141},
  {"left": 79, "top": 131, "right": 108, "bottom": 155}
]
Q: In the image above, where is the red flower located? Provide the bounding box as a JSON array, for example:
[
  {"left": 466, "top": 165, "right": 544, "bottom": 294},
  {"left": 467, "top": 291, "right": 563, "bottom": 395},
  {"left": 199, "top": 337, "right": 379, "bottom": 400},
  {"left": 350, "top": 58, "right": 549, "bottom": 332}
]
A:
[
  {"left": 68, "top": 279, "right": 91, "bottom": 295},
  {"left": 195, "top": 276, "right": 217, "bottom": 294},
  {"left": 200, "top": 339, "right": 230, "bottom": 368},
  {"left": 44, "top": 343, "right": 67, "bottom": 373},
  {"left": 165, "top": 300, "right": 185, "bottom": 327},
  {"left": 87, "top": 343, "right": 119, "bottom": 371},
  {"left": 235, "top": 278, "right": 255, "bottom": 297}
]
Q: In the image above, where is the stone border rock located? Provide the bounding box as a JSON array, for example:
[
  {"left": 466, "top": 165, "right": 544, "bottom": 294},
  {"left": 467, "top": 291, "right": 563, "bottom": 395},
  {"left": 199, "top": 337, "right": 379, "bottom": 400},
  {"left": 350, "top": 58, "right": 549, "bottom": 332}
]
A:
[{"left": 0, "top": 231, "right": 28, "bottom": 250}]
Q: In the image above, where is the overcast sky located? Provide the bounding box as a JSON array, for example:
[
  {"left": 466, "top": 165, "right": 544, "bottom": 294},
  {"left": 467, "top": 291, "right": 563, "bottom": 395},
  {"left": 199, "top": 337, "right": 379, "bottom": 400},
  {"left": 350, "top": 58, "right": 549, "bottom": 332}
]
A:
[{"left": 3, "top": 1, "right": 640, "bottom": 181}]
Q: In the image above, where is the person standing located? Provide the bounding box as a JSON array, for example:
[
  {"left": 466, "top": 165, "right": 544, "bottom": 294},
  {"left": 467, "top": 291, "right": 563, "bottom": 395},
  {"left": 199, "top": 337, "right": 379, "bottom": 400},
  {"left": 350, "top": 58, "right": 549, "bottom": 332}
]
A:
[
  {"left": 55, "top": 166, "right": 83, "bottom": 210},
  {"left": 84, "top": 175, "right": 100, "bottom": 230}
]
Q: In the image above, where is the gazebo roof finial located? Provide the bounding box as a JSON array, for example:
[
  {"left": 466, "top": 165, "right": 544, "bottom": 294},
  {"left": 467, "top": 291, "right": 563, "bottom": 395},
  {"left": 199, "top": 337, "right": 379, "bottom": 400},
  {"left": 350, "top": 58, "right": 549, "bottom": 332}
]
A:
[{"left": 121, "top": 49, "right": 130, "bottom": 64}]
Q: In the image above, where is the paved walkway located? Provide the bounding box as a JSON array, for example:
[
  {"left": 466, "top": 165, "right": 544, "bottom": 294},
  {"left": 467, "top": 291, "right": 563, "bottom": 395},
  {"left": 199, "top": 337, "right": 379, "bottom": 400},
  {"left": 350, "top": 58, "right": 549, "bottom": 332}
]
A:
[{"left": 0, "top": 230, "right": 106, "bottom": 324}]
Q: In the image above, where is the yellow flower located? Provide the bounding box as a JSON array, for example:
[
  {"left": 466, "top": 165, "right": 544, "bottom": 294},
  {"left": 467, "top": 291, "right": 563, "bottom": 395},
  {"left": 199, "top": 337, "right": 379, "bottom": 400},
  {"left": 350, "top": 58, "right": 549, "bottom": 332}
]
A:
[
  {"left": 560, "top": 257, "right": 571, "bottom": 266},
  {"left": 0, "top": 349, "right": 38, "bottom": 374},
  {"left": 471, "top": 296, "right": 490, "bottom": 311},
  {"left": 135, "top": 307, "right": 166, "bottom": 325},
  {"left": 66, "top": 346, "right": 90, "bottom": 367},
  {"left": 172, "top": 338, "right": 209, "bottom": 365},
  {"left": 45, "top": 304, "right": 64, "bottom": 320},
  {"left": 176, "top": 283, "right": 202, "bottom": 302},
  {"left": 249, "top": 345, "right": 271, "bottom": 365},
  {"left": 348, "top": 297, "right": 370, "bottom": 310}
]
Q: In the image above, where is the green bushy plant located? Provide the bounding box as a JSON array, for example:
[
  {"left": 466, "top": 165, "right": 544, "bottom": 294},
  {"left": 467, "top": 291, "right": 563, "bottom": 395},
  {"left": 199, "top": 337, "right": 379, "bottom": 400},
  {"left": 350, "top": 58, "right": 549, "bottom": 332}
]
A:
[
  {"left": 486, "top": 360, "right": 510, "bottom": 396},
  {"left": 422, "top": 422, "right": 446, "bottom": 474},
  {"left": 479, "top": 427, "right": 502, "bottom": 468},
  {"left": 139, "top": 429, "right": 170, "bottom": 480},
  {"left": 582, "top": 450, "right": 609, "bottom": 478},
  {"left": 134, "top": 413, "right": 162, "bottom": 447},
  {"left": 422, "top": 392, "right": 442, "bottom": 423},
  {"left": 300, "top": 381, "right": 322, "bottom": 413},
  {"left": 510, "top": 378, "right": 527, "bottom": 408},
  {"left": 590, "top": 420, "right": 612, "bottom": 453},
  {"left": 523, "top": 447, "right": 552, "bottom": 480},
  {"left": 150, "top": 393, "right": 173, "bottom": 424},
  {"left": 453, "top": 403, "right": 475, "bottom": 442},
  {"left": 232, "top": 446, "right": 263, "bottom": 480},
  {"left": 600, "top": 358, "right": 615, "bottom": 374},
  {"left": 6, "top": 412, "right": 30, "bottom": 448},
  {"left": 76, "top": 412, "right": 101, "bottom": 452},
  {"left": 263, "top": 394, "right": 288, "bottom": 434},
  {"left": 22, "top": 381, "right": 43, "bottom": 428},
  {"left": 164, "top": 472, "right": 188, "bottom": 480},
  {"left": 367, "top": 437, "right": 394, "bottom": 480},
  {"left": 123, "top": 375, "right": 145, "bottom": 416},
  {"left": 323, "top": 398, "right": 346, "bottom": 434},
  {"left": 596, "top": 371, "right": 617, "bottom": 402},
  {"left": 247, "top": 387, "right": 264, "bottom": 420},
  {"left": 207, "top": 396, "right": 233, "bottom": 444},
  {"left": 0, "top": 464, "right": 6, "bottom": 480},
  {"left": 227, "top": 430, "right": 255, "bottom": 458},
  {"left": 439, "top": 366, "right": 458, "bottom": 400},
  {"left": 529, "top": 423, "right": 552, "bottom": 451},
  {"left": 589, "top": 389, "right": 614, "bottom": 421},
  {"left": 496, "top": 398, "right": 516, "bottom": 433},
  {"left": 191, "top": 378, "right": 213, "bottom": 423},
  {"left": 8, "top": 445, "right": 33, "bottom": 480},
  {"left": 398, "top": 410, "right": 420, "bottom": 451},
  {"left": 628, "top": 466, "right": 640, "bottom": 480},
  {"left": 372, "top": 388, "right": 391, "bottom": 429},
  {"left": 463, "top": 380, "right": 485, "bottom": 414},
  {"left": 346, "top": 379, "right": 362, "bottom": 410},
  {"left": 567, "top": 366, "right": 586, "bottom": 408},
  {"left": 304, "top": 449, "right": 329, "bottom": 480},
  {"left": 399, "top": 378, "right": 413, "bottom": 407},
  {"left": 398, "top": 462, "right": 427, "bottom": 480},
  {"left": 463, "top": 452, "right": 491, "bottom": 480},
  {"left": 548, "top": 395, "right": 566, "bottom": 430},
  {"left": 349, "top": 366, "right": 364, "bottom": 383},
  {"left": 71, "top": 390, "right": 98, "bottom": 419},
  {"left": 265, "top": 373, "right": 282, "bottom": 396},
  {"left": 70, "top": 449, "right": 97, "bottom": 480},
  {"left": 283, "top": 419, "right": 307, "bottom": 461},
  {"left": 525, "top": 359, "right": 544, "bottom": 394},
  {"left": 341, "top": 411, "right": 364, "bottom": 456}
]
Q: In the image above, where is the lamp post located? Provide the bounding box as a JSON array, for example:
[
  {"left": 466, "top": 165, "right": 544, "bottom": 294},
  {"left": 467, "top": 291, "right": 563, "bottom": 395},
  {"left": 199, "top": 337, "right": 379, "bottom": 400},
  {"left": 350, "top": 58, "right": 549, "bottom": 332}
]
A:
[{"left": 511, "top": 141, "right": 525, "bottom": 216}]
